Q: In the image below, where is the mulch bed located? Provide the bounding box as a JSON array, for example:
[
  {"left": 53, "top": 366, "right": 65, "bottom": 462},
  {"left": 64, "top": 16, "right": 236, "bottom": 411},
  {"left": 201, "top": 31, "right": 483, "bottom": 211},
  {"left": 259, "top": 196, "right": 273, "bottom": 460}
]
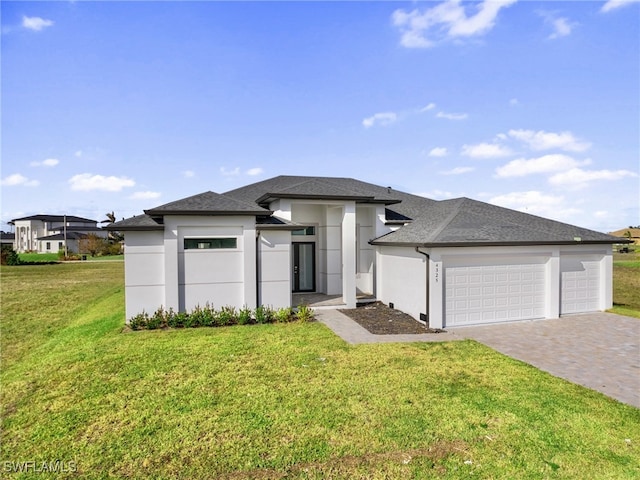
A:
[{"left": 339, "top": 301, "right": 446, "bottom": 335}]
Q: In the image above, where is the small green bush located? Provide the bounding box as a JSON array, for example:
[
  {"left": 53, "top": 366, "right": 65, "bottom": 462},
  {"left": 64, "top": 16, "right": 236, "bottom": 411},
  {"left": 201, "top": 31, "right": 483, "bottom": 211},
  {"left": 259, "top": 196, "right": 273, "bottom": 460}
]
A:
[
  {"left": 274, "top": 306, "right": 294, "bottom": 323},
  {"left": 295, "top": 304, "right": 314, "bottom": 323},
  {"left": 254, "top": 305, "right": 273, "bottom": 324},
  {"left": 237, "top": 306, "right": 252, "bottom": 325}
]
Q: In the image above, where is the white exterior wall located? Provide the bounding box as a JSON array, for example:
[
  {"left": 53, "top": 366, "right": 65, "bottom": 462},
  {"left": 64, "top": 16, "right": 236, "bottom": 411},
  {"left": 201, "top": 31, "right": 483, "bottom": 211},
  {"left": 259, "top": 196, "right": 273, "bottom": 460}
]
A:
[
  {"left": 376, "top": 244, "right": 613, "bottom": 328},
  {"left": 165, "top": 216, "right": 257, "bottom": 312},
  {"left": 376, "top": 246, "right": 427, "bottom": 321},
  {"left": 124, "top": 231, "right": 165, "bottom": 320},
  {"left": 258, "top": 230, "right": 291, "bottom": 308}
]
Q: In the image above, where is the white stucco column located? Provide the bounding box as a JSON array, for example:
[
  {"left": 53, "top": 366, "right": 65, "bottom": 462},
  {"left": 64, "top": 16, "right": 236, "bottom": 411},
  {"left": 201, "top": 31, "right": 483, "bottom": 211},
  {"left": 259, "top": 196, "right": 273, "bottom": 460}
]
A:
[
  {"left": 601, "top": 251, "right": 613, "bottom": 310},
  {"left": 428, "top": 251, "right": 444, "bottom": 329},
  {"left": 342, "top": 201, "right": 357, "bottom": 308},
  {"left": 243, "top": 227, "right": 258, "bottom": 309},
  {"left": 164, "top": 224, "right": 179, "bottom": 311},
  {"left": 547, "top": 249, "right": 560, "bottom": 319}
]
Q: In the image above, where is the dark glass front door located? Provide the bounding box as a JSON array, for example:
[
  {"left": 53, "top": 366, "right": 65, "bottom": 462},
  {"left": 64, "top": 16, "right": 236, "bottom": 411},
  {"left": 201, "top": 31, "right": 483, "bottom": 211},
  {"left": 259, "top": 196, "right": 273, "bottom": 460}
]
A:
[{"left": 293, "top": 242, "right": 315, "bottom": 292}]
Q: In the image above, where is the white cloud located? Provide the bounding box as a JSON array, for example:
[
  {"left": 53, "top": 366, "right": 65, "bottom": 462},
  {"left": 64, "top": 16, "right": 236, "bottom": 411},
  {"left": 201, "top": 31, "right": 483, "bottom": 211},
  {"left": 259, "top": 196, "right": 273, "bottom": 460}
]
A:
[
  {"left": 436, "top": 111, "right": 468, "bottom": 120},
  {"left": 22, "top": 16, "right": 54, "bottom": 32},
  {"left": 508, "top": 129, "right": 591, "bottom": 152},
  {"left": 246, "top": 167, "right": 264, "bottom": 176},
  {"left": 129, "top": 191, "right": 161, "bottom": 200},
  {"left": 420, "top": 103, "right": 436, "bottom": 112},
  {"left": 68, "top": 173, "right": 135, "bottom": 192},
  {"left": 428, "top": 147, "right": 448, "bottom": 157},
  {"left": 548, "top": 17, "right": 574, "bottom": 39},
  {"left": 182, "top": 170, "right": 195, "bottom": 178},
  {"left": 509, "top": 98, "right": 519, "bottom": 106},
  {"left": 440, "top": 166, "right": 475, "bottom": 175},
  {"left": 30, "top": 158, "right": 59, "bottom": 167},
  {"left": 1, "top": 173, "right": 39, "bottom": 187},
  {"left": 489, "top": 190, "right": 581, "bottom": 220},
  {"left": 392, "top": 0, "right": 517, "bottom": 48},
  {"left": 74, "top": 150, "right": 83, "bottom": 158},
  {"left": 362, "top": 112, "right": 397, "bottom": 128},
  {"left": 220, "top": 167, "right": 240, "bottom": 176},
  {"left": 549, "top": 168, "right": 638, "bottom": 189},
  {"left": 495, "top": 154, "right": 590, "bottom": 178},
  {"left": 462, "top": 142, "right": 512, "bottom": 159},
  {"left": 601, "top": 0, "right": 640, "bottom": 13}
]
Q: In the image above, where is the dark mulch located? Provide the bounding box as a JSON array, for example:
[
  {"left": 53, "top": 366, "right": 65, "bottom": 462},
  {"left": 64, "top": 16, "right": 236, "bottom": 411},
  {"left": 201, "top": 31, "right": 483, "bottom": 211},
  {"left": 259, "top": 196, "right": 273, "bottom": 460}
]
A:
[{"left": 339, "top": 301, "right": 446, "bottom": 335}]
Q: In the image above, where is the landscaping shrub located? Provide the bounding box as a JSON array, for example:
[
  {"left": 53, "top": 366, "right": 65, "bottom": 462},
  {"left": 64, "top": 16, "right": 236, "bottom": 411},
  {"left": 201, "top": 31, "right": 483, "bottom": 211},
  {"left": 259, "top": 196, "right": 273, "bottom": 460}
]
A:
[
  {"left": 1, "top": 247, "right": 20, "bottom": 266},
  {"left": 126, "top": 304, "right": 313, "bottom": 330},
  {"left": 296, "top": 304, "right": 314, "bottom": 323}
]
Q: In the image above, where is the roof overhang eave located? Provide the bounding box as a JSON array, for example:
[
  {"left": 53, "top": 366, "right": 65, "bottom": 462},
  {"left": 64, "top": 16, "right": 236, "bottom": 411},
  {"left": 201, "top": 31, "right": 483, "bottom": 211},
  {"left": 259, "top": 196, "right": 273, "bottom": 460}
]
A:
[
  {"left": 143, "top": 209, "right": 272, "bottom": 216},
  {"left": 369, "top": 239, "right": 625, "bottom": 247}
]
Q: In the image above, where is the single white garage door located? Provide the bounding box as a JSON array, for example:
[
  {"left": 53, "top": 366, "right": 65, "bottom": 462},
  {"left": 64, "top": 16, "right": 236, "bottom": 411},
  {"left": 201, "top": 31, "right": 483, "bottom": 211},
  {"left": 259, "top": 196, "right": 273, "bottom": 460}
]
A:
[
  {"left": 445, "top": 261, "right": 546, "bottom": 326},
  {"left": 560, "top": 257, "right": 601, "bottom": 314}
]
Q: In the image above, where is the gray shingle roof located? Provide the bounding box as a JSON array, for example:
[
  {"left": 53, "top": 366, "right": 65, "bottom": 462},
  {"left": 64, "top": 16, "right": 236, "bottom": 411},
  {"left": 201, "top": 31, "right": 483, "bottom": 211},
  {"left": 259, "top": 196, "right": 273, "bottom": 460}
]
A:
[
  {"left": 113, "top": 175, "right": 620, "bottom": 245},
  {"left": 225, "top": 175, "right": 403, "bottom": 206},
  {"left": 144, "top": 191, "right": 271, "bottom": 216},
  {"left": 371, "top": 197, "right": 620, "bottom": 246},
  {"left": 9, "top": 214, "right": 97, "bottom": 224},
  {"left": 108, "top": 214, "right": 163, "bottom": 231}
]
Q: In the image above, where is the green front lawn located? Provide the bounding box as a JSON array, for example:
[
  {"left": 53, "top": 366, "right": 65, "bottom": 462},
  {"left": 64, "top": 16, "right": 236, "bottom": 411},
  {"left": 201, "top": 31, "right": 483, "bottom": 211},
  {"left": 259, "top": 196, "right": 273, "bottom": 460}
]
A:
[
  {"left": 611, "top": 252, "right": 640, "bottom": 318},
  {"left": 1, "top": 263, "right": 638, "bottom": 478}
]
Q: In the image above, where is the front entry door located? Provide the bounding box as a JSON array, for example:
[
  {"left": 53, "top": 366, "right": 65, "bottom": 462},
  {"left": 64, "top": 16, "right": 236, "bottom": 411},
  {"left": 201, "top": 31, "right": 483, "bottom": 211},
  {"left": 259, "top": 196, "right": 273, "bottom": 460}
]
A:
[{"left": 293, "top": 243, "right": 315, "bottom": 292}]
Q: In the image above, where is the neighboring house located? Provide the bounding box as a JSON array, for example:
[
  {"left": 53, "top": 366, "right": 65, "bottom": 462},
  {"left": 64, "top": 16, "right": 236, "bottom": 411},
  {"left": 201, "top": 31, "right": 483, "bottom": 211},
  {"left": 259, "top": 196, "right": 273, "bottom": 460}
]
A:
[
  {"left": 110, "top": 175, "right": 625, "bottom": 328},
  {"left": 9, "top": 215, "right": 107, "bottom": 254},
  {"left": 1, "top": 231, "right": 15, "bottom": 247}
]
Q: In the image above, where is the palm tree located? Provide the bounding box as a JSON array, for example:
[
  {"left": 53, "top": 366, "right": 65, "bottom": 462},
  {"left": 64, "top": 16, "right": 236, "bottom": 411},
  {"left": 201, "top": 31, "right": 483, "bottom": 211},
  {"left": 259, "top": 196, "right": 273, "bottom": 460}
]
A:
[{"left": 101, "top": 211, "right": 123, "bottom": 243}]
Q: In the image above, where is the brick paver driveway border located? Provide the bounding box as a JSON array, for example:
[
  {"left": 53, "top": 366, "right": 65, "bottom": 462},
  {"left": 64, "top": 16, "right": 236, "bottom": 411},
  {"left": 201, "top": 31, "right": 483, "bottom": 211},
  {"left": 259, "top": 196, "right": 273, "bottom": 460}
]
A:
[{"left": 316, "top": 310, "right": 640, "bottom": 408}]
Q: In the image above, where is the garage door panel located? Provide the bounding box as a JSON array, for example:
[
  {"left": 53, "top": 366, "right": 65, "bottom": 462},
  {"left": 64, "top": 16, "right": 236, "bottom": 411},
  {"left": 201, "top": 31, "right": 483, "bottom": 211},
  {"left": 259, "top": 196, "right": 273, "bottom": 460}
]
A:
[
  {"left": 445, "top": 260, "right": 547, "bottom": 327},
  {"left": 561, "top": 258, "right": 600, "bottom": 314}
]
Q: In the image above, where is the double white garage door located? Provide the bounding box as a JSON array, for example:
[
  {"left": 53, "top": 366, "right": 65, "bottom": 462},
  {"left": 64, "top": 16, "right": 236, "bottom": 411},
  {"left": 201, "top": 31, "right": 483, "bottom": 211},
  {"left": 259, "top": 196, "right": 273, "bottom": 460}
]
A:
[{"left": 445, "top": 256, "right": 601, "bottom": 326}]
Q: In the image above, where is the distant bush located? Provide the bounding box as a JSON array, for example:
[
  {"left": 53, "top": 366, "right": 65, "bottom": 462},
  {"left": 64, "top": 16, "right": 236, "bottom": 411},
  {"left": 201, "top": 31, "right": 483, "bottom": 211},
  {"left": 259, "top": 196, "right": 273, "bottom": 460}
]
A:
[{"left": 127, "top": 304, "right": 314, "bottom": 331}]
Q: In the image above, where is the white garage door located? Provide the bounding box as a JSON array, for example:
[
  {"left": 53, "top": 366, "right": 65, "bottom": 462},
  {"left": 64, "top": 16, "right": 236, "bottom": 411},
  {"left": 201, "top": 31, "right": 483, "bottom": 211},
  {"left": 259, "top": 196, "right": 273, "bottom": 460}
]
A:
[
  {"left": 445, "top": 261, "right": 546, "bottom": 327},
  {"left": 560, "top": 257, "right": 601, "bottom": 314}
]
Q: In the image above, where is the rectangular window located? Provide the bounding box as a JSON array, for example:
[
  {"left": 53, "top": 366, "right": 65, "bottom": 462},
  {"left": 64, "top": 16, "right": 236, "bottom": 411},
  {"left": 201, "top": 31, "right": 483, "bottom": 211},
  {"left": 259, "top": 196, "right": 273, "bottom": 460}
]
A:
[
  {"left": 58, "top": 242, "right": 63, "bottom": 250},
  {"left": 46, "top": 242, "right": 51, "bottom": 250},
  {"left": 184, "top": 238, "right": 237, "bottom": 250},
  {"left": 292, "top": 226, "right": 315, "bottom": 236}
]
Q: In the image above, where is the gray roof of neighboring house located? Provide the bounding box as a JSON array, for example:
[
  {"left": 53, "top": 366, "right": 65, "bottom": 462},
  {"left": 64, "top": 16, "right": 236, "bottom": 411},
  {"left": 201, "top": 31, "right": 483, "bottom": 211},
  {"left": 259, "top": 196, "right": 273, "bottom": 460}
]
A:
[
  {"left": 9, "top": 214, "right": 97, "bottom": 224},
  {"left": 1, "top": 231, "right": 15, "bottom": 242},
  {"left": 144, "top": 191, "right": 271, "bottom": 216},
  {"left": 37, "top": 232, "right": 88, "bottom": 241}
]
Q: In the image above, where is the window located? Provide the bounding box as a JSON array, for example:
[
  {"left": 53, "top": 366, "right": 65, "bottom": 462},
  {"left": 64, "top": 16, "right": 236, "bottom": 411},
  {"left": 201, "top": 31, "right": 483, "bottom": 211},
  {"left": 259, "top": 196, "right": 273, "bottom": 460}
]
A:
[
  {"left": 46, "top": 242, "right": 51, "bottom": 251},
  {"left": 58, "top": 242, "right": 63, "bottom": 250},
  {"left": 292, "top": 226, "right": 315, "bottom": 236},
  {"left": 184, "top": 238, "right": 237, "bottom": 250}
]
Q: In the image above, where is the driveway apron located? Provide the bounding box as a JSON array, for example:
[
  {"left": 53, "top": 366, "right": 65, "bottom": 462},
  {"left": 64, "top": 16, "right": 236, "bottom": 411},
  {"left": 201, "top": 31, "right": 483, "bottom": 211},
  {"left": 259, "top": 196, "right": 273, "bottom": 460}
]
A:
[{"left": 315, "top": 310, "right": 640, "bottom": 408}]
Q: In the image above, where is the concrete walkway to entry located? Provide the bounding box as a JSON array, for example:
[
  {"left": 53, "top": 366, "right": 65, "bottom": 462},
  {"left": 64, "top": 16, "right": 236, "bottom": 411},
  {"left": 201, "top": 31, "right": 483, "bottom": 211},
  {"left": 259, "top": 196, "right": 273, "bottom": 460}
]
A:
[{"left": 315, "top": 310, "right": 640, "bottom": 408}]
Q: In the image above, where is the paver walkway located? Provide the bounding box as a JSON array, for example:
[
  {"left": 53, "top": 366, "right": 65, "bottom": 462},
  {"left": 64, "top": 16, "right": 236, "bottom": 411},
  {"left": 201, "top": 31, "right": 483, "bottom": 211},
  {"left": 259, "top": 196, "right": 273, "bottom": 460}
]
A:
[{"left": 315, "top": 309, "right": 640, "bottom": 408}]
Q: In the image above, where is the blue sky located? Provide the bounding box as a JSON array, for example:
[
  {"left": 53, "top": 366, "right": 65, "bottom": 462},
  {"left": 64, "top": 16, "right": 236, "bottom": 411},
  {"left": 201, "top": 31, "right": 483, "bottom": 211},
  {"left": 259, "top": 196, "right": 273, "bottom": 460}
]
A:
[{"left": 2, "top": 0, "right": 638, "bottom": 232}]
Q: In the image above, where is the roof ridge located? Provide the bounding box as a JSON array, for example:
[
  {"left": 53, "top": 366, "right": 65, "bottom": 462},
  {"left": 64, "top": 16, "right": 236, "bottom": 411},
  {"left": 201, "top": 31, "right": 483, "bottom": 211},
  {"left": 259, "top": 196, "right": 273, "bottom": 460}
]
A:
[{"left": 427, "top": 198, "right": 466, "bottom": 242}]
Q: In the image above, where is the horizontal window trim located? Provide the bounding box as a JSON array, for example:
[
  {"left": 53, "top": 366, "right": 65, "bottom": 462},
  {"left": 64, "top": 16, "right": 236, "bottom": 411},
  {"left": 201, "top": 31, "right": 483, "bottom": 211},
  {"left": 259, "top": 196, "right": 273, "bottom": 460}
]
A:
[{"left": 183, "top": 237, "right": 238, "bottom": 250}]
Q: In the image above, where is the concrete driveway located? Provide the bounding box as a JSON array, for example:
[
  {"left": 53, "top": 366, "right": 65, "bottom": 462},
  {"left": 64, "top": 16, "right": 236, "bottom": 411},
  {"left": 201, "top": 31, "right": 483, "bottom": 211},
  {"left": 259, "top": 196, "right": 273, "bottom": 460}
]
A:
[{"left": 316, "top": 310, "right": 640, "bottom": 408}]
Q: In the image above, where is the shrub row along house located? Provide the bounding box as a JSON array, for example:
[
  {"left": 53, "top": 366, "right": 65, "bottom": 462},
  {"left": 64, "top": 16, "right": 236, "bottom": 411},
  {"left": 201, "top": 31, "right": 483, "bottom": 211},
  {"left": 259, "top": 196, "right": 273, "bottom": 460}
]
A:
[
  {"left": 9, "top": 215, "right": 107, "bottom": 254},
  {"left": 110, "top": 175, "right": 624, "bottom": 329}
]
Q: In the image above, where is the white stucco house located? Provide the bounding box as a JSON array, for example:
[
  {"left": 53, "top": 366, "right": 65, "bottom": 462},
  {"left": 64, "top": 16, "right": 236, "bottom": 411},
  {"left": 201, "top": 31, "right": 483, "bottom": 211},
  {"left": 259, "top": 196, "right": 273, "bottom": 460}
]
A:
[
  {"left": 9, "top": 215, "right": 107, "bottom": 254},
  {"left": 110, "top": 175, "right": 623, "bottom": 328}
]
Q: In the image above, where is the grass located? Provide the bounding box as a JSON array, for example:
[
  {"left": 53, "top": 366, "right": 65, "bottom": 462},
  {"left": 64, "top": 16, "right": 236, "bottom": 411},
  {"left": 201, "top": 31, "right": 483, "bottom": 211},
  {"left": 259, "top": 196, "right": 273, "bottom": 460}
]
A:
[
  {"left": 1, "top": 263, "right": 639, "bottom": 478},
  {"left": 611, "top": 251, "right": 640, "bottom": 318},
  {"left": 17, "top": 253, "right": 124, "bottom": 263}
]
